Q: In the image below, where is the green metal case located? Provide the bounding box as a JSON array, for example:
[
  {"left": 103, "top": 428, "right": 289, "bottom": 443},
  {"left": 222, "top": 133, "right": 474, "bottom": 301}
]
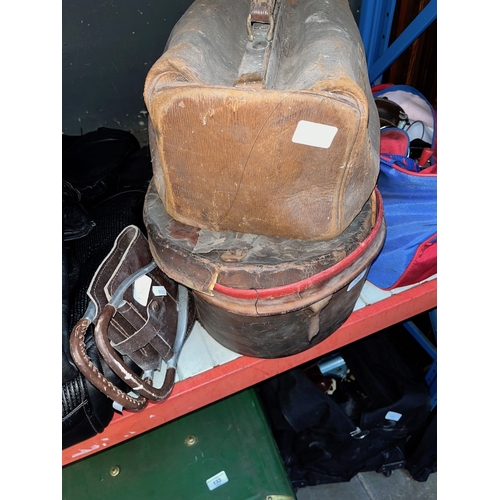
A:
[{"left": 62, "top": 388, "right": 296, "bottom": 499}]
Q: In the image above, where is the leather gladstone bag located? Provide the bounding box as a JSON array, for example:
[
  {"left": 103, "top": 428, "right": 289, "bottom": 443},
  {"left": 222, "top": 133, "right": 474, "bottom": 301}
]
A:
[{"left": 144, "top": 0, "right": 380, "bottom": 240}]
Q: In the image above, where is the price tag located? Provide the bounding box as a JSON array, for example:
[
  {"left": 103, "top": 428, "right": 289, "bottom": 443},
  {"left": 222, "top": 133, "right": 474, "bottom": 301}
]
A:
[
  {"left": 152, "top": 285, "right": 167, "bottom": 296},
  {"left": 292, "top": 120, "right": 338, "bottom": 149},
  {"left": 206, "top": 470, "right": 229, "bottom": 491},
  {"left": 133, "top": 275, "right": 152, "bottom": 306},
  {"left": 385, "top": 411, "right": 402, "bottom": 422}
]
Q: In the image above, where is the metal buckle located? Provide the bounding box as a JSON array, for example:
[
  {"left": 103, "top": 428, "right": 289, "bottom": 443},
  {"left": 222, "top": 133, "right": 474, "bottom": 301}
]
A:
[
  {"left": 350, "top": 427, "right": 370, "bottom": 439},
  {"left": 247, "top": 0, "right": 277, "bottom": 41}
]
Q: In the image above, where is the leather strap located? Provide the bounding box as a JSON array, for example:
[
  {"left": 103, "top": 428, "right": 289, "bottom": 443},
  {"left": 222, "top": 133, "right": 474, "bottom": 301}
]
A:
[
  {"left": 93, "top": 282, "right": 190, "bottom": 402},
  {"left": 69, "top": 318, "right": 148, "bottom": 411},
  {"left": 69, "top": 225, "right": 195, "bottom": 411}
]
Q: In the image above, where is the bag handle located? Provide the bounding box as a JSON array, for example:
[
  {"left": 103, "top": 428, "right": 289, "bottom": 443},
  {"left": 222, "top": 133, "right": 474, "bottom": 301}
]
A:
[
  {"left": 94, "top": 285, "right": 190, "bottom": 402},
  {"left": 69, "top": 316, "right": 148, "bottom": 411}
]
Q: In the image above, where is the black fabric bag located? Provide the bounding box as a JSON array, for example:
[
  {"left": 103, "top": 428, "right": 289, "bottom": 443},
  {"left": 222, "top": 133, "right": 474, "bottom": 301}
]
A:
[
  {"left": 62, "top": 127, "right": 141, "bottom": 203},
  {"left": 257, "top": 330, "right": 431, "bottom": 488},
  {"left": 405, "top": 407, "right": 437, "bottom": 482},
  {"left": 62, "top": 128, "right": 153, "bottom": 449},
  {"left": 62, "top": 128, "right": 149, "bottom": 243}
]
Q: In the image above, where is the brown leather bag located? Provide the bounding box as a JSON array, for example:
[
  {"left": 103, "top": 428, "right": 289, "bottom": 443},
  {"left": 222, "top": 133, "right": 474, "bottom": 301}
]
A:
[
  {"left": 144, "top": 0, "right": 380, "bottom": 241},
  {"left": 69, "top": 225, "right": 196, "bottom": 411}
]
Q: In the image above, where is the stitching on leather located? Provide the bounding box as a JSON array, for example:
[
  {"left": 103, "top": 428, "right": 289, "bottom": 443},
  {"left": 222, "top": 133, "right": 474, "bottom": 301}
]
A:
[{"left": 73, "top": 321, "right": 146, "bottom": 409}]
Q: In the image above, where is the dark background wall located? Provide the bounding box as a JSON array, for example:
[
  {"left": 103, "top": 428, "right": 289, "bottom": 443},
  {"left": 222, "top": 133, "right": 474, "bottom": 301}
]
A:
[{"left": 62, "top": 0, "right": 195, "bottom": 136}]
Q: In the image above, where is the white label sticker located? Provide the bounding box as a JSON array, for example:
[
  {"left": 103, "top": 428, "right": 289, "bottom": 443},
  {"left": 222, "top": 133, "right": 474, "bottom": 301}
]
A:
[
  {"left": 206, "top": 470, "right": 228, "bottom": 491},
  {"left": 152, "top": 285, "right": 167, "bottom": 297},
  {"left": 347, "top": 269, "right": 367, "bottom": 292},
  {"left": 385, "top": 411, "right": 402, "bottom": 422},
  {"left": 133, "top": 275, "right": 152, "bottom": 306},
  {"left": 292, "top": 120, "right": 338, "bottom": 149}
]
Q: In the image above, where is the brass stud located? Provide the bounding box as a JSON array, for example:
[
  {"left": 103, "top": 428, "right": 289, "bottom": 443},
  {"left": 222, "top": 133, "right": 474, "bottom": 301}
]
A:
[
  {"left": 109, "top": 465, "right": 120, "bottom": 477},
  {"left": 185, "top": 435, "right": 197, "bottom": 446}
]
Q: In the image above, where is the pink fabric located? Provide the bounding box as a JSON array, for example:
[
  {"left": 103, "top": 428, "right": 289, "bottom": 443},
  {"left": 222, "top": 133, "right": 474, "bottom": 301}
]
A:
[{"left": 380, "top": 129, "right": 409, "bottom": 156}]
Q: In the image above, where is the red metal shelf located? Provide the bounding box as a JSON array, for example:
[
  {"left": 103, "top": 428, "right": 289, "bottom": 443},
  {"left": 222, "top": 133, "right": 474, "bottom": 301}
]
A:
[{"left": 63, "top": 277, "right": 436, "bottom": 466}]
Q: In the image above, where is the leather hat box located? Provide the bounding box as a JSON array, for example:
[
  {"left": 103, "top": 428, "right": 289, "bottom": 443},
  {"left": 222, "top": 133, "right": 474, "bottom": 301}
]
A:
[{"left": 144, "top": 182, "right": 386, "bottom": 358}]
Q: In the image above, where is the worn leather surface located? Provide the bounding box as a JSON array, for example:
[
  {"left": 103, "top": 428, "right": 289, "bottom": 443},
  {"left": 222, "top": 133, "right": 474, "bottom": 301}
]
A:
[
  {"left": 144, "top": 180, "right": 386, "bottom": 358},
  {"left": 192, "top": 193, "right": 386, "bottom": 357},
  {"left": 144, "top": 0, "right": 380, "bottom": 240},
  {"left": 88, "top": 226, "right": 181, "bottom": 372},
  {"left": 144, "top": 181, "right": 377, "bottom": 295}
]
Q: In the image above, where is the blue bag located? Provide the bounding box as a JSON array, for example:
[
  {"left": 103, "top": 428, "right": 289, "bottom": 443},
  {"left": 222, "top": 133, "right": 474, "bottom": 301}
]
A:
[{"left": 367, "top": 85, "right": 437, "bottom": 290}]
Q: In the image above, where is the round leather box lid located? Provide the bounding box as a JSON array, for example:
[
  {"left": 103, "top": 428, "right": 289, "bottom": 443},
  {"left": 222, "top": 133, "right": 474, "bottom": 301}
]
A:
[{"left": 144, "top": 181, "right": 377, "bottom": 295}]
